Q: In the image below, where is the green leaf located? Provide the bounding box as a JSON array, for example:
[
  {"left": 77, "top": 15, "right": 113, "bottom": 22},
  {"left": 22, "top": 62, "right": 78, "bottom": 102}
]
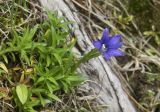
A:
[
  {"left": 65, "top": 75, "right": 84, "bottom": 82},
  {"left": 54, "top": 53, "right": 62, "bottom": 66},
  {"left": 35, "top": 77, "right": 45, "bottom": 85},
  {"left": 30, "top": 97, "right": 40, "bottom": 107},
  {"left": 29, "top": 25, "right": 38, "bottom": 39},
  {"left": 51, "top": 26, "right": 57, "bottom": 47},
  {"left": 39, "top": 93, "right": 46, "bottom": 107},
  {"left": 23, "top": 26, "right": 38, "bottom": 43},
  {"left": 2, "top": 55, "right": 8, "bottom": 64},
  {"left": 44, "top": 29, "right": 51, "bottom": 38},
  {"left": 47, "top": 77, "right": 58, "bottom": 86},
  {"left": 46, "top": 55, "right": 51, "bottom": 67},
  {"left": 79, "top": 49, "right": 100, "bottom": 63},
  {"left": 24, "top": 101, "right": 39, "bottom": 112},
  {"left": 0, "top": 62, "right": 8, "bottom": 73},
  {"left": 46, "top": 82, "right": 53, "bottom": 93},
  {"left": 72, "top": 49, "right": 100, "bottom": 71},
  {"left": 61, "top": 81, "right": 69, "bottom": 93},
  {"left": 16, "top": 84, "right": 28, "bottom": 105},
  {"left": 10, "top": 52, "right": 16, "bottom": 62},
  {"left": 47, "top": 93, "right": 61, "bottom": 102},
  {"left": 54, "top": 74, "right": 64, "bottom": 80},
  {"left": 32, "top": 88, "right": 46, "bottom": 94},
  {"left": 20, "top": 50, "right": 30, "bottom": 65}
]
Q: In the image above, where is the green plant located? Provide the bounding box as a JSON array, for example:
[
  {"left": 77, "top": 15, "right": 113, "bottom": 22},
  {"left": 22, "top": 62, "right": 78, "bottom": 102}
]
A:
[
  {"left": 0, "top": 8, "right": 100, "bottom": 111},
  {"left": 144, "top": 30, "right": 160, "bottom": 45}
]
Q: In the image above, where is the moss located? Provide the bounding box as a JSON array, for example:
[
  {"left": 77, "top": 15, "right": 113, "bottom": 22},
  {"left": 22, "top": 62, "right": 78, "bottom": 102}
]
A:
[
  {"left": 128, "top": 0, "right": 150, "bottom": 13},
  {"left": 127, "top": 0, "right": 153, "bottom": 31}
]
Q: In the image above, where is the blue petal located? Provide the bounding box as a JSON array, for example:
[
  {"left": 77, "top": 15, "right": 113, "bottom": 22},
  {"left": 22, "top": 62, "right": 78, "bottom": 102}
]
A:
[
  {"left": 103, "top": 52, "right": 111, "bottom": 60},
  {"left": 107, "top": 34, "right": 122, "bottom": 48},
  {"left": 93, "top": 41, "right": 102, "bottom": 50},
  {"left": 101, "top": 28, "right": 109, "bottom": 44},
  {"left": 108, "top": 42, "right": 123, "bottom": 49},
  {"left": 107, "top": 49, "right": 124, "bottom": 57}
]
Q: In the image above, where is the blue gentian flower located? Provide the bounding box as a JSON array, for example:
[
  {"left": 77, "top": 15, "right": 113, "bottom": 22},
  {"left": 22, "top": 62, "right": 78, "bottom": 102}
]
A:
[{"left": 93, "top": 28, "right": 124, "bottom": 60}]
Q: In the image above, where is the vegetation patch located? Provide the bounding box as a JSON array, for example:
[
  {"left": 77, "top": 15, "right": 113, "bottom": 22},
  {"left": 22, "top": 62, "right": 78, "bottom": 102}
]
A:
[{"left": 0, "top": 1, "right": 101, "bottom": 111}]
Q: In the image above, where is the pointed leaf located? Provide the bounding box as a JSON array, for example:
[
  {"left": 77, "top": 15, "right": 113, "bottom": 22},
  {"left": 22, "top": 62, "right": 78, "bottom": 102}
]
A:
[
  {"left": 47, "top": 77, "right": 58, "bottom": 86},
  {"left": 0, "top": 62, "right": 8, "bottom": 73},
  {"left": 47, "top": 93, "right": 61, "bottom": 102},
  {"left": 2, "top": 55, "right": 8, "bottom": 64}
]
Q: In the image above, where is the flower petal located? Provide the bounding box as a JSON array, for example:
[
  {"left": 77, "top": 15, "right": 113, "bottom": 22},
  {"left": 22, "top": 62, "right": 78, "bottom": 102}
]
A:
[
  {"left": 93, "top": 41, "right": 102, "bottom": 50},
  {"left": 108, "top": 42, "right": 123, "bottom": 49},
  {"left": 103, "top": 52, "right": 111, "bottom": 60},
  {"left": 107, "top": 34, "right": 122, "bottom": 48},
  {"left": 101, "top": 28, "right": 109, "bottom": 44},
  {"left": 107, "top": 49, "right": 124, "bottom": 57}
]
